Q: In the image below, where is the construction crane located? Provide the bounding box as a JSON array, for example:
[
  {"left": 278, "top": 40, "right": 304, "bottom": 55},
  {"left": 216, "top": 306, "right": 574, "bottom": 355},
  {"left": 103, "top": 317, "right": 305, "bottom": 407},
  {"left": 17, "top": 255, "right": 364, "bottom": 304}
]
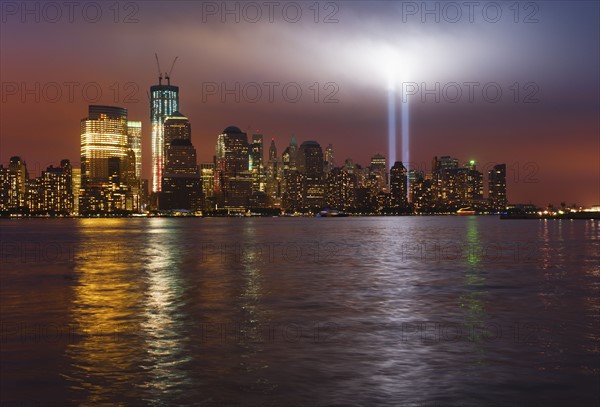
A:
[
  {"left": 155, "top": 53, "right": 178, "bottom": 85},
  {"left": 165, "top": 57, "right": 178, "bottom": 85},
  {"left": 155, "top": 53, "right": 163, "bottom": 85}
]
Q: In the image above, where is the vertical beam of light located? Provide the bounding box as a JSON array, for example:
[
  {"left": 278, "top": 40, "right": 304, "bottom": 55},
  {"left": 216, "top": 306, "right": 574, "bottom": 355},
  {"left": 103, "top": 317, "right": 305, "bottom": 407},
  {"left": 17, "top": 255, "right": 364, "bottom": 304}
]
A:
[
  {"left": 388, "top": 86, "right": 396, "bottom": 171},
  {"left": 402, "top": 93, "right": 410, "bottom": 198}
]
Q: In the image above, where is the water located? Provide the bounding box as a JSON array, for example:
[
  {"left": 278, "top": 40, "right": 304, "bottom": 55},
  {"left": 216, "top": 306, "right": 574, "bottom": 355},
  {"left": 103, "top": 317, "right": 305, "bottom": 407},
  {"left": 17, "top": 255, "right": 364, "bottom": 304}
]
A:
[{"left": 1, "top": 217, "right": 598, "bottom": 406}]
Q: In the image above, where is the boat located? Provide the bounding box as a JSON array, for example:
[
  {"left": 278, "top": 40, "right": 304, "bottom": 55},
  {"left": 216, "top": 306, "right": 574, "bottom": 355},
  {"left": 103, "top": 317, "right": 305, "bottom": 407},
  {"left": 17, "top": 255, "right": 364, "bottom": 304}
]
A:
[
  {"left": 457, "top": 207, "right": 476, "bottom": 216},
  {"left": 317, "top": 209, "right": 349, "bottom": 217}
]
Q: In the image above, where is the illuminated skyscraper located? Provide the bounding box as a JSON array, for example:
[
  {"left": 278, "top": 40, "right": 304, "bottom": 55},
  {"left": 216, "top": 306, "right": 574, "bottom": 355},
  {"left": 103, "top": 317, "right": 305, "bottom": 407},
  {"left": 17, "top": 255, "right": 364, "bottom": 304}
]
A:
[
  {"left": 266, "top": 139, "right": 280, "bottom": 208},
  {"left": 488, "top": 163, "right": 507, "bottom": 211},
  {"left": 199, "top": 162, "right": 215, "bottom": 199},
  {"left": 463, "top": 160, "right": 483, "bottom": 203},
  {"left": 390, "top": 161, "right": 408, "bottom": 209},
  {"left": 127, "top": 121, "right": 142, "bottom": 180},
  {"left": 80, "top": 106, "right": 128, "bottom": 184},
  {"left": 215, "top": 126, "right": 252, "bottom": 210},
  {"left": 0, "top": 156, "right": 28, "bottom": 212},
  {"left": 164, "top": 111, "right": 190, "bottom": 145},
  {"left": 324, "top": 144, "right": 335, "bottom": 174},
  {"left": 80, "top": 105, "right": 142, "bottom": 214},
  {"left": 250, "top": 134, "right": 265, "bottom": 193},
  {"left": 161, "top": 139, "right": 202, "bottom": 211},
  {"left": 150, "top": 78, "right": 179, "bottom": 193},
  {"left": 39, "top": 160, "right": 74, "bottom": 214},
  {"left": 369, "top": 153, "right": 387, "bottom": 192},
  {"left": 297, "top": 141, "right": 325, "bottom": 210}
]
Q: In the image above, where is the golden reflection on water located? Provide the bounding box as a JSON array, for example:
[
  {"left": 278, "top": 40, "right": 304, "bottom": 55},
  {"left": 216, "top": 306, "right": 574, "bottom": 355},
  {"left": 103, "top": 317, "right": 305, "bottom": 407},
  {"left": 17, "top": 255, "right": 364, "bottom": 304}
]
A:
[{"left": 66, "top": 219, "right": 145, "bottom": 406}]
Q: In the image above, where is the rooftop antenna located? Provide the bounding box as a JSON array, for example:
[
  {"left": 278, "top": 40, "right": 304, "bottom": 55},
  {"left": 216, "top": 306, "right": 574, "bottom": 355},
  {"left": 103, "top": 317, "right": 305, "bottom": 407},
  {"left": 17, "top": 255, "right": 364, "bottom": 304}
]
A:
[
  {"left": 155, "top": 53, "right": 163, "bottom": 85},
  {"left": 166, "top": 56, "right": 178, "bottom": 85}
]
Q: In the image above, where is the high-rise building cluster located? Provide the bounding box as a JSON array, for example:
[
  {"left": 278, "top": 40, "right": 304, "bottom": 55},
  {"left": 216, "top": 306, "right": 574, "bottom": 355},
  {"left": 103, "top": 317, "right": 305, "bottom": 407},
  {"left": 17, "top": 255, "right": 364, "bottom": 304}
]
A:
[{"left": 0, "top": 72, "right": 508, "bottom": 216}]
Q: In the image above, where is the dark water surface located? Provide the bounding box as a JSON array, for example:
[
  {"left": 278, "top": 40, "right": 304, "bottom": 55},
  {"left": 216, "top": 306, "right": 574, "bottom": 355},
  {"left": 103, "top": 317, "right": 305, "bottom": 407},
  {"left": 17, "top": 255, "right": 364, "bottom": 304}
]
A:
[{"left": 1, "top": 217, "right": 599, "bottom": 406}]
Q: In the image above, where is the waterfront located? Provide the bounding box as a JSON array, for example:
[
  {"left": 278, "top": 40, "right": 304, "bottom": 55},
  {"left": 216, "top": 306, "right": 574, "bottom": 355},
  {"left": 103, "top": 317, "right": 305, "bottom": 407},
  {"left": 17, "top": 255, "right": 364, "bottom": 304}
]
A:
[{"left": 1, "top": 217, "right": 599, "bottom": 406}]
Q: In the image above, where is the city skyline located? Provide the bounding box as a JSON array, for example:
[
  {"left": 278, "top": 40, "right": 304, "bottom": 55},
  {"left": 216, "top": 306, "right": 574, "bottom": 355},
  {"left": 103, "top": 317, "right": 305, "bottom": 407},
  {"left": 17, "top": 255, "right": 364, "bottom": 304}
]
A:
[
  {"left": 1, "top": 1, "right": 598, "bottom": 207},
  {"left": 0, "top": 99, "right": 593, "bottom": 211}
]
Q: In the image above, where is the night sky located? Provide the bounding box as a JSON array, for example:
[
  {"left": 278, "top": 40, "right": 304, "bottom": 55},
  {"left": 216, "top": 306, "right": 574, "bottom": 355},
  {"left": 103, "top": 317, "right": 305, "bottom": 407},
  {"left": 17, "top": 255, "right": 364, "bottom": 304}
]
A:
[{"left": 1, "top": 1, "right": 598, "bottom": 206}]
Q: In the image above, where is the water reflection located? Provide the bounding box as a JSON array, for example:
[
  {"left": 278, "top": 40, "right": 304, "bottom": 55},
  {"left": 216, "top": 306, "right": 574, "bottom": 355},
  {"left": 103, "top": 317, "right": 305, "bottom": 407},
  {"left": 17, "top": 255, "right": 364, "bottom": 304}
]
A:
[
  {"left": 459, "top": 217, "right": 488, "bottom": 366},
  {"left": 66, "top": 219, "right": 146, "bottom": 406},
  {"left": 235, "top": 221, "right": 277, "bottom": 396},
  {"left": 139, "top": 218, "right": 192, "bottom": 404}
]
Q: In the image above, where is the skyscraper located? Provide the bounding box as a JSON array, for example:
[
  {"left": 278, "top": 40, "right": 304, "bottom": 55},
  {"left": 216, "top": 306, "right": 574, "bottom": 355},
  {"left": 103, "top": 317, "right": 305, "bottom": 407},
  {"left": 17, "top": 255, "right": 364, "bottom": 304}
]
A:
[
  {"left": 324, "top": 143, "right": 335, "bottom": 174},
  {"left": 488, "top": 163, "right": 507, "bottom": 211},
  {"left": 161, "top": 139, "right": 202, "bottom": 211},
  {"left": 150, "top": 77, "right": 179, "bottom": 193},
  {"left": 127, "top": 121, "right": 142, "bottom": 180},
  {"left": 369, "top": 153, "right": 387, "bottom": 193},
  {"left": 160, "top": 112, "right": 202, "bottom": 211},
  {"left": 215, "top": 126, "right": 252, "bottom": 210},
  {"left": 33, "top": 160, "right": 74, "bottom": 214},
  {"left": 266, "top": 139, "right": 280, "bottom": 208},
  {"left": 250, "top": 134, "right": 265, "bottom": 193},
  {"left": 164, "top": 111, "right": 190, "bottom": 145},
  {"left": 297, "top": 140, "right": 325, "bottom": 210},
  {"left": 390, "top": 161, "right": 408, "bottom": 209},
  {"left": 80, "top": 105, "right": 128, "bottom": 184},
  {"left": 80, "top": 105, "right": 137, "bottom": 214},
  {"left": 0, "top": 156, "right": 28, "bottom": 212}
]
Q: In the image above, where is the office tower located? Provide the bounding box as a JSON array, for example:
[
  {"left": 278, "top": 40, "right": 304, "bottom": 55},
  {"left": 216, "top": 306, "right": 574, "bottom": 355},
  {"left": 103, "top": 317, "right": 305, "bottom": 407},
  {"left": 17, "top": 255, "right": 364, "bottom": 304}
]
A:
[
  {"left": 164, "top": 112, "right": 190, "bottom": 145},
  {"left": 266, "top": 139, "right": 280, "bottom": 208},
  {"left": 72, "top": 167, "right": 81, "bottom": 215},
  {"left": 287, "top": 134, "right": 298, "bottom": 171},
  {"left": 431, "top": 155, "right": 459, "bottom": 208},
  {"left": 214, "top": 126, "right": 252, "bottom": 210},
  {"left": 326, "top": 166, "right": 356, "bottom": 210},
  {"left": 390, "top": 161, "right": 408, "bottom": 209},
  {"left": 282, "top": 170, "right": 303, "bottom": 213},
  {"left": 161, "top": 138, "right": 202, "bottom": 211},
  {"left": 80, "top": 105, "right": 128, "bottom": 184},
  {"left": 250, "top": 134, "right": 266, "bottom": 193},
  {"left": 463, "top": 160, "right": 483, "bottom": 202},
  {"left": 297, "top": 140, "right": 325, "bottom": 210},
  {"left": 369, "top": 153, "right": 387, "bottom": 192},
  {"left": 199, "top": 163, "right": 215, "bottom": 199},
  {"left": 488, "top": 163, "right": 507, "bottom": 211},
  {"left": 127, "top": 121, "right": 142, "bottom": 180},
  {"left": 80, "top": 105, "right": 130, "bottom": 214},
  {"left": 324, "top": 144, "right": 335, "bottom": 174},
  {"left": 150, "top": 76, "right": 179, "bottom": 193}
]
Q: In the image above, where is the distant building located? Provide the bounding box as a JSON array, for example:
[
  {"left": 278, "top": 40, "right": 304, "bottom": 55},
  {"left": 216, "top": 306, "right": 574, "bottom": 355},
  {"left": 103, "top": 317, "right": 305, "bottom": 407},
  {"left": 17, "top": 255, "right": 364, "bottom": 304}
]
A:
[
  {"left": 199, "top": 163, "right": 215, "bottom": 198},
  {"left": 79, "top": 105, "right": 137, "bottom": 214},
  {"left": 389, "top": 161, "right": 408, "bottom": 210},
  {"left": 30, "top": 160, "right": 74, "bottom": 214},
  {"left": 488, "top": 163, "right": 507, "bottom": 211},
  {"left": 297, "top": 141, "right": 325, "bottom": 211},
  {"left": 0, "top": 156, "right": 28, "bottom": 212},
  {"left": 215, "top": 126, "right": 252, "bottom": 211},
  {"left": 324, "top": 144, "right": 335, "bottom": 174},
  {"left": 160, "top": 137, "right": 202, "bottom": 211},
  {"left": 127, "top": 121, "right": 142, "bottom": 180},
  {"left": 81, "top": 105, "right": 128, "bottom": 184},
  {"left": 150, "top": 78, "right": 179, "bottom": 193},
  {"left": 250, "top": 134, "right": 266, "bottom": 194},
  {"left": 266, "top": 139, "right": 281, "bottom": 208},
  {"left": 164, "top": 112, "right": 190, "bottom": 146},
  {"left": 369, "top": 153, "right": 387, "bottom": 193}
]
